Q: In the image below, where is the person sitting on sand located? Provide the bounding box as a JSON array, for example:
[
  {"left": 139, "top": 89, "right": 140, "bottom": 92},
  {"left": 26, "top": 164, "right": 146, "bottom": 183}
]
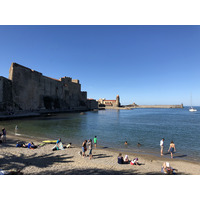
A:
[
  {"left": 130, "top": 157, "right": 139, "bottom": 165},
  {"left": 52, "top": 138, "right": 64, "bottom": 151},
  {"left": 118, "top": 153, "right": 124, "bottom": 164},
  {"left": 124, "top": 155, "right": 129, "bottom": 163},
  {"left": 161, "top": 162, "right": 177, "bottom": 174},
  {"left": 67, "top": 143, "right": 72, "bottom": 148}
]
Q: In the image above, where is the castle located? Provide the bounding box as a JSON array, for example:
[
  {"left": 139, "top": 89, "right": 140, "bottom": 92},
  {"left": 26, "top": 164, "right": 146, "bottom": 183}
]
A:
[
  {"left": 98, "top": 95, "right": 120, "bottom": 107},
  {"left": 0, "top": 63, "right": 98, "bottom": 113}
]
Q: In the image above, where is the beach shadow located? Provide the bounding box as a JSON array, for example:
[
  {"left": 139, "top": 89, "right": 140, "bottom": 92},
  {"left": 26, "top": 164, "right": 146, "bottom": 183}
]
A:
[
  {"left": 30, "top": 167, "right": 188, "bottom": 175},
  {"left": 93, "top": 154, "right": 113, "bottom": 159},
  {"left": 173, "top": 155, "right": 187, "bottom": 159},
  {"left": 32, "top": 167, "right": 141, "bottom": 175},
  {"left": 0, "top": 152, "right": 74, "bottom": 171}
]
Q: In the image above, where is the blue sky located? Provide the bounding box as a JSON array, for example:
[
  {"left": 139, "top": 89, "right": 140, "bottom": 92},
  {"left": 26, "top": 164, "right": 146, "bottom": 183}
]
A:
[{"left": 0, "top": 25, "right": 200, "bottom": 106}]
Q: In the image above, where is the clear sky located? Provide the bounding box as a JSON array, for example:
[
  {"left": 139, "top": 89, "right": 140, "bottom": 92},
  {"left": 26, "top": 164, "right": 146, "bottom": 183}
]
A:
[{"left": 0, "top": 25, "right": 200, "bottom": 106}]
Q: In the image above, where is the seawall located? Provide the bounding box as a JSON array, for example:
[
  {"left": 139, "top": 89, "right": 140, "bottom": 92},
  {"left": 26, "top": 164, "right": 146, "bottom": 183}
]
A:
[{"left": 135, "top": 105, "right": 183, "bottom": 108}]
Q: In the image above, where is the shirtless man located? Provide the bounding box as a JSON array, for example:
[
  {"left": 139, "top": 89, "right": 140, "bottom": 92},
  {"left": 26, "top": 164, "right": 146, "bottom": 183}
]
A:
[{"left": 168, "top": 141, "right": 176, "bottom": 159}]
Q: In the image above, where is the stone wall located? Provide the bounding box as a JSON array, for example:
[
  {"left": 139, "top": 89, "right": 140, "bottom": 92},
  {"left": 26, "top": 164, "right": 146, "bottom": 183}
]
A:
[
  {"left": 0, "top": 76, "right": 13, "bottom": 111},
  {"left": 0, "top": 62, "right": 98, "bottom": 112}
]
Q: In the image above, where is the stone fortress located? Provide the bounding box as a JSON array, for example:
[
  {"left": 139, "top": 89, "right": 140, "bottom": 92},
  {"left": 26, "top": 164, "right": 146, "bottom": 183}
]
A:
[{"left": 0, "top": 63, "right": 98, "bottom": 113}]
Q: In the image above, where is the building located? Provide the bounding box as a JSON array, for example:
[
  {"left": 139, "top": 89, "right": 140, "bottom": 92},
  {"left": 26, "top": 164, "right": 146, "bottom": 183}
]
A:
[
  {"left": 98, "top": 95, "right": 120, "bottom": 107},
  {"left": 0, "top": 63, "right": 98, "bottom": 112}
]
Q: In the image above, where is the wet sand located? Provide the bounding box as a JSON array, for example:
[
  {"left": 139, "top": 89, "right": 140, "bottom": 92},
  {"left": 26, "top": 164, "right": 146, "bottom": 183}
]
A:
[{"left": 0, "top": 134, "right": 200, "bottom": 175}]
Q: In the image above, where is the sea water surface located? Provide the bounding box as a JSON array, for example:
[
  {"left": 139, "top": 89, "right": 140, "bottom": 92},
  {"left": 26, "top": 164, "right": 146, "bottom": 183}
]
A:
[{"left": 1, "top": 107, "right": 200, "bottom": 161}]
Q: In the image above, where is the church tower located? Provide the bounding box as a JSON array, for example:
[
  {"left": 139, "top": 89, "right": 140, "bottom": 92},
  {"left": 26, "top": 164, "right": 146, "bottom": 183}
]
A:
[{"left": 116, "top": 95, "right": 120, "bottom": 107}]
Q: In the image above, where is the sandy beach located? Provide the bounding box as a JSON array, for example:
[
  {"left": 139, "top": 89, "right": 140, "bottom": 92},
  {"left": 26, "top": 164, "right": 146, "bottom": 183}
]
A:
[{"left": 0, "top": 134, "right": 199, "bottom": 175}]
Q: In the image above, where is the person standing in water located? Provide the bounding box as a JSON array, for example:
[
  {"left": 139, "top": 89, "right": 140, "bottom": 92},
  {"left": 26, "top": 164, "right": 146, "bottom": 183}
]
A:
[
  {"left": 168, "top": 141, "right": 176, "bottom": 159},
  {"left": 94, "top": 136, "right": 97, "bottom": 148},
  {"left": 160, "top": 138, "right": 165, "bottom": 156},
  {"left": 15, "top": 125, "right": 18, "bottom": 134}
]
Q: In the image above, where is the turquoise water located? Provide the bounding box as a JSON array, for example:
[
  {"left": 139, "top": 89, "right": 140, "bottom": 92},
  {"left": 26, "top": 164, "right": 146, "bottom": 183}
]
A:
[{"left": 1, "top": 107, "right": 200, "bottom": 161}]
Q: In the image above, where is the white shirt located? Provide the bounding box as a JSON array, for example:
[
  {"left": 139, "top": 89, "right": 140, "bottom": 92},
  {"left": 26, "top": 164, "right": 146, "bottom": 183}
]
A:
[{"left": 160, "top": 140, "right": 164, "bottom": 146}]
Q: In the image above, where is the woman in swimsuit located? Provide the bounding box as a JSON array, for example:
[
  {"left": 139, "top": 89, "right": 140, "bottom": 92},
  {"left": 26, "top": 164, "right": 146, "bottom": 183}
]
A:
[{"left": 168, "top": 141, "right": 176, "bottom": 159}]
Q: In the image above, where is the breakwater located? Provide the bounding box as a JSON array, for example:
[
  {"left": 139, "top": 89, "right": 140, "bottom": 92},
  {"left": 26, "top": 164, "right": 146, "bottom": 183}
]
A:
[{"left": 126, "top": 104, "right": 183, "bottom": 109}]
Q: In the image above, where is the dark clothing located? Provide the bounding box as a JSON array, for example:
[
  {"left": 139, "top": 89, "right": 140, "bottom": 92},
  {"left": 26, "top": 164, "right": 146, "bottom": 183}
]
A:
[{"left": 118, "top": 157, "right": 124, "bottom": 164}]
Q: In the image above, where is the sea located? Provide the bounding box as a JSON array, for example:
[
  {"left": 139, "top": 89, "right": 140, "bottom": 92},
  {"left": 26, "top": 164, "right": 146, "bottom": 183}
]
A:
[{"left": 1, "top": 107, "right": 200, "bottom": 162}]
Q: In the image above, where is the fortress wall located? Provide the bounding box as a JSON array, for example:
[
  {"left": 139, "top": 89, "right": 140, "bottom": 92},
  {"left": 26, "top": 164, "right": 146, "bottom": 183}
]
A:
[
  {"left": 8, "top": 63, "right": 89, "bottom": 111},
  {"left": 9, "top": 63, "right": 43, "bottom": 110},
  {"left": 0, "top": 76, "right": 13, "bottom": 111}
]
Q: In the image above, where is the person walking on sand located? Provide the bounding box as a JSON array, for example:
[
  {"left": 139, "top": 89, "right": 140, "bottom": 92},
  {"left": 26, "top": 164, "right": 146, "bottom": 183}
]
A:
[
  {"left": 87, "top": 139, "right": 93, "bottom": 160},
  {"left": 168, "top": 141, "right": 176, "bottom": 159},
  {"left": 160, "top": 138, "right": 164, "bottom": 156},
  {"left": 94, "top": 136, "right": 97, "bottom": 148},
  {"left": 82, "top": 140, "right": 87, "bottom": 158}
]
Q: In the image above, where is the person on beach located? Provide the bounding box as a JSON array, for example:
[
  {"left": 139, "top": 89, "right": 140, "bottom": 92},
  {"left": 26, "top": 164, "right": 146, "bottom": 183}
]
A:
[
  {"left": 82, "top": 140, "right": 87, "bottom": 157},
  {"left": 87, "top": 139, "right": 93, "bottom": 160},
  {"left": 15, "top": 125, "right": 18, "bottom": 134},
  {"left": 160, "top": 138, "right": 165, "bottom": 156},
  {"left": 94, "top": 136, "right": 97, "bottom": 148},
  {"left": 118, "top": 153, "right": 124, "bottom": 164},
  {"left": 124, "top": 155, "right": 129, "bottom": 163},
  {"left": 56, "top": 138, "right": 61, "bottom": 148},
  {"left": 124, "top": 141, "right": 128, "bottom": 145},
  {"left": 27, "top": 142, "right": 37, "bottom": 149},
  {"left": 67, "top": 143, "right": 72, "bottom": 148},
  {"left": 2, "top": 128, "right": 6, "bottom": 143},
  {"left": 130, "top": 158, "right": 139, "bottom": 165},
  {"left": 161, "top": 162, "right": 177, "bottom": 174},
  {"left": 168, "top": 141, "right": 176, "bottom": 159},
  {"left": 52, "top": 138, "right": 64, "bottom": 151}
]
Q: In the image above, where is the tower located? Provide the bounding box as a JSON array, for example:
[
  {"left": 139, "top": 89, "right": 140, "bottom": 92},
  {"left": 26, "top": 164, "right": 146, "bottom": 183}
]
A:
[{"left": 116, "top": 95, "right": 120, "bottom": 107}]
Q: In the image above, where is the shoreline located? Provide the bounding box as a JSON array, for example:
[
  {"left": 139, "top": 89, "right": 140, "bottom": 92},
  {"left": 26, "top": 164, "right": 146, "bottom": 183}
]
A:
[{"left": 0, "top": 134, "right": 200, "bottom": 175}]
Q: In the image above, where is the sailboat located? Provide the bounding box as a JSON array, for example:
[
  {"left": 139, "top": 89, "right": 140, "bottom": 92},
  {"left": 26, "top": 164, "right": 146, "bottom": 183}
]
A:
[{"left": 189, "top": 94, "right": 197, "bottom": 112}]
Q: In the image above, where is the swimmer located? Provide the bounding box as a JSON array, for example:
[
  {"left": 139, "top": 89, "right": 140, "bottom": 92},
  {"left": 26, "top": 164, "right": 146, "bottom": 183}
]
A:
[
  {"left": 137, "top": 143, "right": 141, "bottom": 147},
  {"left": 124, "top": 141, "right": 128, "bottom": 145}
]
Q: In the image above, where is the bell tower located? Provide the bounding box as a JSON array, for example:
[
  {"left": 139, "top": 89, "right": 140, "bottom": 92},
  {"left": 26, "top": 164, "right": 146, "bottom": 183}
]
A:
[{"left": 116, "top": 95, "right": 120, "bottom": 107}]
